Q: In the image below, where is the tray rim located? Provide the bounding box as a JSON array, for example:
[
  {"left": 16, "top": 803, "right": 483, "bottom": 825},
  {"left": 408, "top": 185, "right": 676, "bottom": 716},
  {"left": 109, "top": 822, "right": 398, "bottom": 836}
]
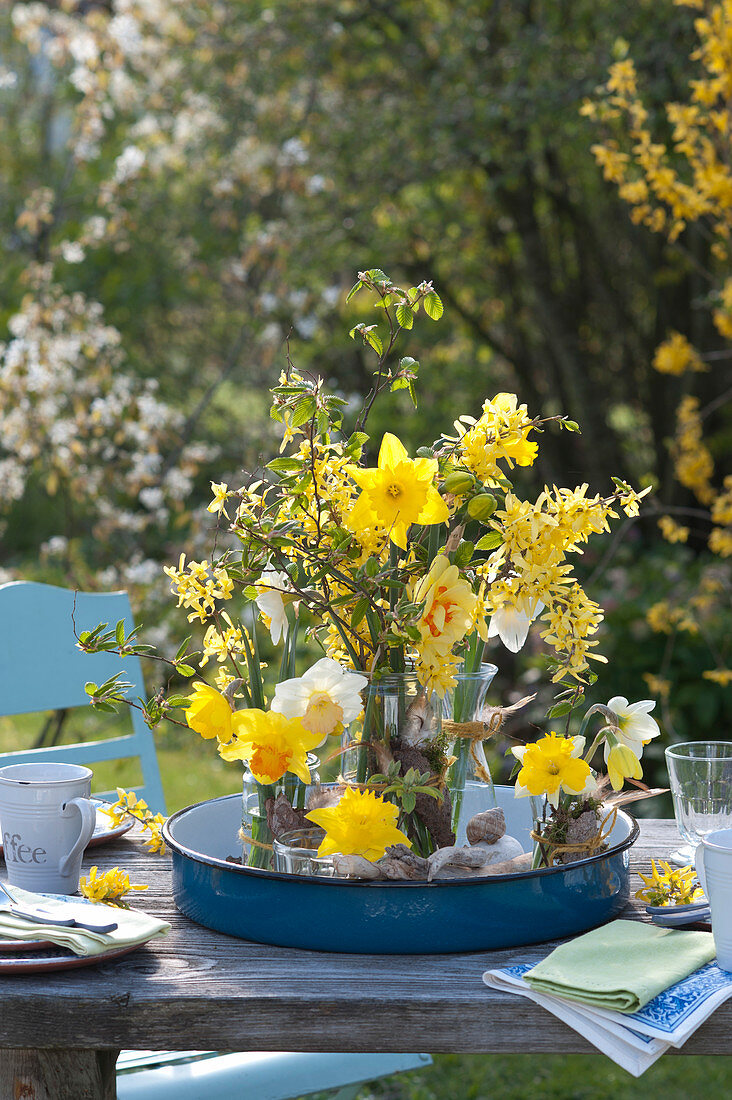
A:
[{"left": 163, "top": 792, "right": 639, "bottom": 889}]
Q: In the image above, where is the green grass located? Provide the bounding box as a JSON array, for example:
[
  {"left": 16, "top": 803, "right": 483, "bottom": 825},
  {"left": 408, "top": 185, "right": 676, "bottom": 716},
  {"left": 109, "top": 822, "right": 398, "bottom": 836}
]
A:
[
  {"left": 143, "top": 726, "right": 728, "bottom": 1100},
  {"left": 0, "top": 711, "right": 239, "bottom": 812},
  {"left": 2, "top": 711, "right": 730, "bottom": 1097},
  {"left": 311, "top": 1053, "right": 732, "bottom": 1099}
]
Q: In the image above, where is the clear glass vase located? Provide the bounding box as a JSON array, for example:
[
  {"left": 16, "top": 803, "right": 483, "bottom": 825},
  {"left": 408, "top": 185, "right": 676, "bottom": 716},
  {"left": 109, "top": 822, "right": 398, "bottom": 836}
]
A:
[
  {"left": 342, "top": 671, "right": 449, "bottom": 856},
  {"left": 444, "top": 663, "right": 499, "bottom": 836},
  {"left": 241, "top": 753, "right": 320, "bottom": 870},
  {"left": 341, "top": 672, "right": 441, "bottom": 776}
]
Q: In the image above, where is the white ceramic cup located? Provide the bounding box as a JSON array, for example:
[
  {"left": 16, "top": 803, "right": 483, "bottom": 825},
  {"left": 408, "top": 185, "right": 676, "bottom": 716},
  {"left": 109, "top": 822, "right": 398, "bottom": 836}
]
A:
[
  {"left": 695, "top": 828, "right": 732, "bottom": 972},
  {"left": 0, "top": 762, "right": 96, "bottom": 894}
]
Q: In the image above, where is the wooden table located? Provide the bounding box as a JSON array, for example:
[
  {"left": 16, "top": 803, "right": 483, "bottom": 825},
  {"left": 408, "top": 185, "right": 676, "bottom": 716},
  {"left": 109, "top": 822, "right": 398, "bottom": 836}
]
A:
[{"left": 0, "top": 818, "right": 729, "bottom": 1098}]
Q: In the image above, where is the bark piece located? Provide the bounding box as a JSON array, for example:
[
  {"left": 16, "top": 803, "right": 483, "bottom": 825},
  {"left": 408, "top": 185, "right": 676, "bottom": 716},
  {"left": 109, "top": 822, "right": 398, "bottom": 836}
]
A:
[
  {"left": 391, "top": 744, "right": 455, "bottom": 850},
  {"left": 266, "top": 793, "right": 308, "bottom": 840}
]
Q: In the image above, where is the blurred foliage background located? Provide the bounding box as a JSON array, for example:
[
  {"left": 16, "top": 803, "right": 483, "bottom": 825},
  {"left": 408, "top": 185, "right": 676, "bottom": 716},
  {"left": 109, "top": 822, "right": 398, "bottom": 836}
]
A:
[{"left": 0, "top": 0, "right": 730, "bottom": 803}]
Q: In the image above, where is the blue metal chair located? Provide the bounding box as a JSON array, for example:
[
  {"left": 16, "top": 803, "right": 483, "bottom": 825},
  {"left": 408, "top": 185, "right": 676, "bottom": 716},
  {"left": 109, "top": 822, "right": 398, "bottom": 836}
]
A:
[
  {"left": 116, "top": 1052, "right": 432, "bottom": 1099},
  {"left": 0, "top": 580, "right": 165, "bottom": 811},
  {"left": 0, "top": 580, "right": 431, "bottom": 1099}
]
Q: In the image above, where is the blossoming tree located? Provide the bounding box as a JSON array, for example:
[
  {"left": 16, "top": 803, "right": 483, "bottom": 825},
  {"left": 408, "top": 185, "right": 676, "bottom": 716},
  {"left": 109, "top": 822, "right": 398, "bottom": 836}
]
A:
[{"left": 584, "top": 0, "right": 732, "bottom": 702}]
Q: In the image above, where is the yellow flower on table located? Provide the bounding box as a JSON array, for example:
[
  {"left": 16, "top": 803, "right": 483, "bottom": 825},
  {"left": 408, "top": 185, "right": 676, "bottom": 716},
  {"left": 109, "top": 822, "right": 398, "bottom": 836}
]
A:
[
  {"left": 218, "top": 709, "right": 322, "bottom": 784},
  {"left": 306, "top": 786, "right": 411, "bottom": 862},
  {"left": 635, "top": 859, "right": 704, "bottom": 908},
  {"left": 347, "top": 432, "right": 448, "bottom": 551},
  {"left": 79, "top": 865, "right": 148, "bottom": 907},
  {"left": 512, "top": 733, "right": 595, "bottom": 807}
]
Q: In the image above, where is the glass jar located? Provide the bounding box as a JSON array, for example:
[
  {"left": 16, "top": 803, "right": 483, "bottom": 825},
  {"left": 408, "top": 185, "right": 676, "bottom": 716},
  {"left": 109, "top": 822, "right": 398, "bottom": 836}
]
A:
[
  {"left": 241, "top": 753, "right": 320, "bottom": 870},
  {"left": 272, "top": 826, "right": 336, "bottom": 877},
  {"left": 342, "top": 671, "right": 442, "bottom": 782},
  {"left": 444, "top": 663, "right": 499, "bottom": 836},
  {"left": 342, "top": 671, "right": 448, "bottom": 857}
]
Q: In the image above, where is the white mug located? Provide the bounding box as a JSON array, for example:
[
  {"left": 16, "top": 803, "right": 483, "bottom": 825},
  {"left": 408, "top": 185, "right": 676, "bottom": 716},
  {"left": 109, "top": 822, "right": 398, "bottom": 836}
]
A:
[
  {"left": 695, "top": 828, "right": 732, "bottom": 973},
  {"left": 0, "top": 762, "right": 96, "bottom": 894}
]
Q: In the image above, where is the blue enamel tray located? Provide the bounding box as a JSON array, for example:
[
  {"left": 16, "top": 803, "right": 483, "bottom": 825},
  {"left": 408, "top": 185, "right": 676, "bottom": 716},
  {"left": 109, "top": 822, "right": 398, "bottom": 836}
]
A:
[{"left": 163, "top": 786, "right": 638, "bottom": 954}]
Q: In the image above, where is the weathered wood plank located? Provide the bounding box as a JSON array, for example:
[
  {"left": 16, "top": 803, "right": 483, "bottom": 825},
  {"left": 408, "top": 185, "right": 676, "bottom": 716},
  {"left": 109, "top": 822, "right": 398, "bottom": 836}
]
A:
[
  {"left": 1, "top": 819, "right": 728, "bottom": 1057},
  {"left": 0, "top": 1049, "right": 117, "bottom": 1099}
]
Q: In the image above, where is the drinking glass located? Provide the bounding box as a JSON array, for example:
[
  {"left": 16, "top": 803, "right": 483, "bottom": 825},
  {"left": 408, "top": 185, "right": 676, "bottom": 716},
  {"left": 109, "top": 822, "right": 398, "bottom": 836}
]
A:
[
  {"left": 665, "top": 741, "right": 732, "bottom": 865},
  {"left": 272, "top": 827, "right": 336, "bottom": 877}
]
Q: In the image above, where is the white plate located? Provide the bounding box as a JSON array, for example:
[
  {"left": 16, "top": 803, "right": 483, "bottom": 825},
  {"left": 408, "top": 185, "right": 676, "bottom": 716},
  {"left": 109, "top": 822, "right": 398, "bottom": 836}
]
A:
[{"left": 0, "top": 940, "right": 143, "bottom": 972}]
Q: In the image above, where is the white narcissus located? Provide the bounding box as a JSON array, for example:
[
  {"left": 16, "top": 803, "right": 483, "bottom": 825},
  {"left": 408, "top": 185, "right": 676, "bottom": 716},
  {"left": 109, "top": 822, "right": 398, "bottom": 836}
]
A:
[
  {"left": 271, "top": 657, "right": 368, "bottom": 744},
  {"left": 487, "top": 599, "right": 544, "bottom": 653},
  {"left": 603, "top": 696, "right": 661, "bottom": 763},
  {"left": 254, "top": 567, "right": 291, "bottom": 644}
]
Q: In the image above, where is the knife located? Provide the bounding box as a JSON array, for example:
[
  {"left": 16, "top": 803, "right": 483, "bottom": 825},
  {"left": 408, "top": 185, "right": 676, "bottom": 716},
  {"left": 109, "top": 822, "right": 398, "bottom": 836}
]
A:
[{"left": 0, "top": 881, "right": 118, "bottom": 934}]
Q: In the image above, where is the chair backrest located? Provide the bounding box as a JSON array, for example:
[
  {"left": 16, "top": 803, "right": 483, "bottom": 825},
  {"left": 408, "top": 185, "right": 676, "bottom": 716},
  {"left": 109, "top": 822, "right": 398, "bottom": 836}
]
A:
[{"left": 0, "top": 581, "right": 166, "bottom": 812}]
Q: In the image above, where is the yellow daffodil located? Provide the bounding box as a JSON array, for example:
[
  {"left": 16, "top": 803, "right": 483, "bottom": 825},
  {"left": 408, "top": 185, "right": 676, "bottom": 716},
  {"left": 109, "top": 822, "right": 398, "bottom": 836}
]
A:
[
  {"left": 218, "top": 709, "right": 322, "bottom": 784},
  {"left": 347, "top": 432, "right": 449, "bottom": 550},
  {"left": 606, "top": 740, "right": 643, "bottom": 791},
  {"left": 413, "top": 554, "right": 478, "bottom": 654},
  {"left": 185, "top": 681, "right": 239, "bottom": 741},
  {"left": 513, "top": 734, "right": 595, "bottom": 806},
  {"left": 306, "top": 786, "right": 411, "bottom": 862}
]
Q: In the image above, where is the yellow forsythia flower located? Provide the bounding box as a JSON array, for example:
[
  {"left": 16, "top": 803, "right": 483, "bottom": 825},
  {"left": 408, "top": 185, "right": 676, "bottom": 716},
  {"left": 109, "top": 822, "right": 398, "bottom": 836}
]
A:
[
  {"left": 79, "top": 865, "right": 148, "bottom": 907},
  {"left": 635, "top": 860, "right": 703, "bottom": 907}
]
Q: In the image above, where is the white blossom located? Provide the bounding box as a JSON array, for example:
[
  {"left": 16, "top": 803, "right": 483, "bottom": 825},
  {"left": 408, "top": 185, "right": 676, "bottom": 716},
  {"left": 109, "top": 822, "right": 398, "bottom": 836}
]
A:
[
  {"left": 254, "top": 567, "right": 291, "bottom": 644},
  {"left": 487, "top": 600, "right": 544, "bottom": 653},
  {"left": 114, "top": 145, "right": 145, "bottom": 184},
  {"left": 60, "top": 241, "right": 85, "bottom": 264},
  {"left": 271, "top": 658, "right": 367, "bottom": 743},
  {"left": 603, "top": 697, "right": 661, "bottom": 762}
]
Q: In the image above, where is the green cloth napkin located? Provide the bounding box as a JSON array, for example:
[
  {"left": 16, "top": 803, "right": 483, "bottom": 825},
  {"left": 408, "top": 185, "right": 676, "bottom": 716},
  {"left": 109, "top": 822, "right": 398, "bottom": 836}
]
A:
[
  {"left": 525, "top": 920, "right": 716, "bottom": 1013},
  {"left": 0, "top": 886, "right": 170, "bottom": 957}
]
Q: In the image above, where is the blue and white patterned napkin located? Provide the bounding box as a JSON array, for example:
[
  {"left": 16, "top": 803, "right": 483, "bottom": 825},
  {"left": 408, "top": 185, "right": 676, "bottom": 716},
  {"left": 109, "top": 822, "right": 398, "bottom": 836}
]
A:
[{"left": 483, "top": 962, "right": 732, "bottom": 1076}]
